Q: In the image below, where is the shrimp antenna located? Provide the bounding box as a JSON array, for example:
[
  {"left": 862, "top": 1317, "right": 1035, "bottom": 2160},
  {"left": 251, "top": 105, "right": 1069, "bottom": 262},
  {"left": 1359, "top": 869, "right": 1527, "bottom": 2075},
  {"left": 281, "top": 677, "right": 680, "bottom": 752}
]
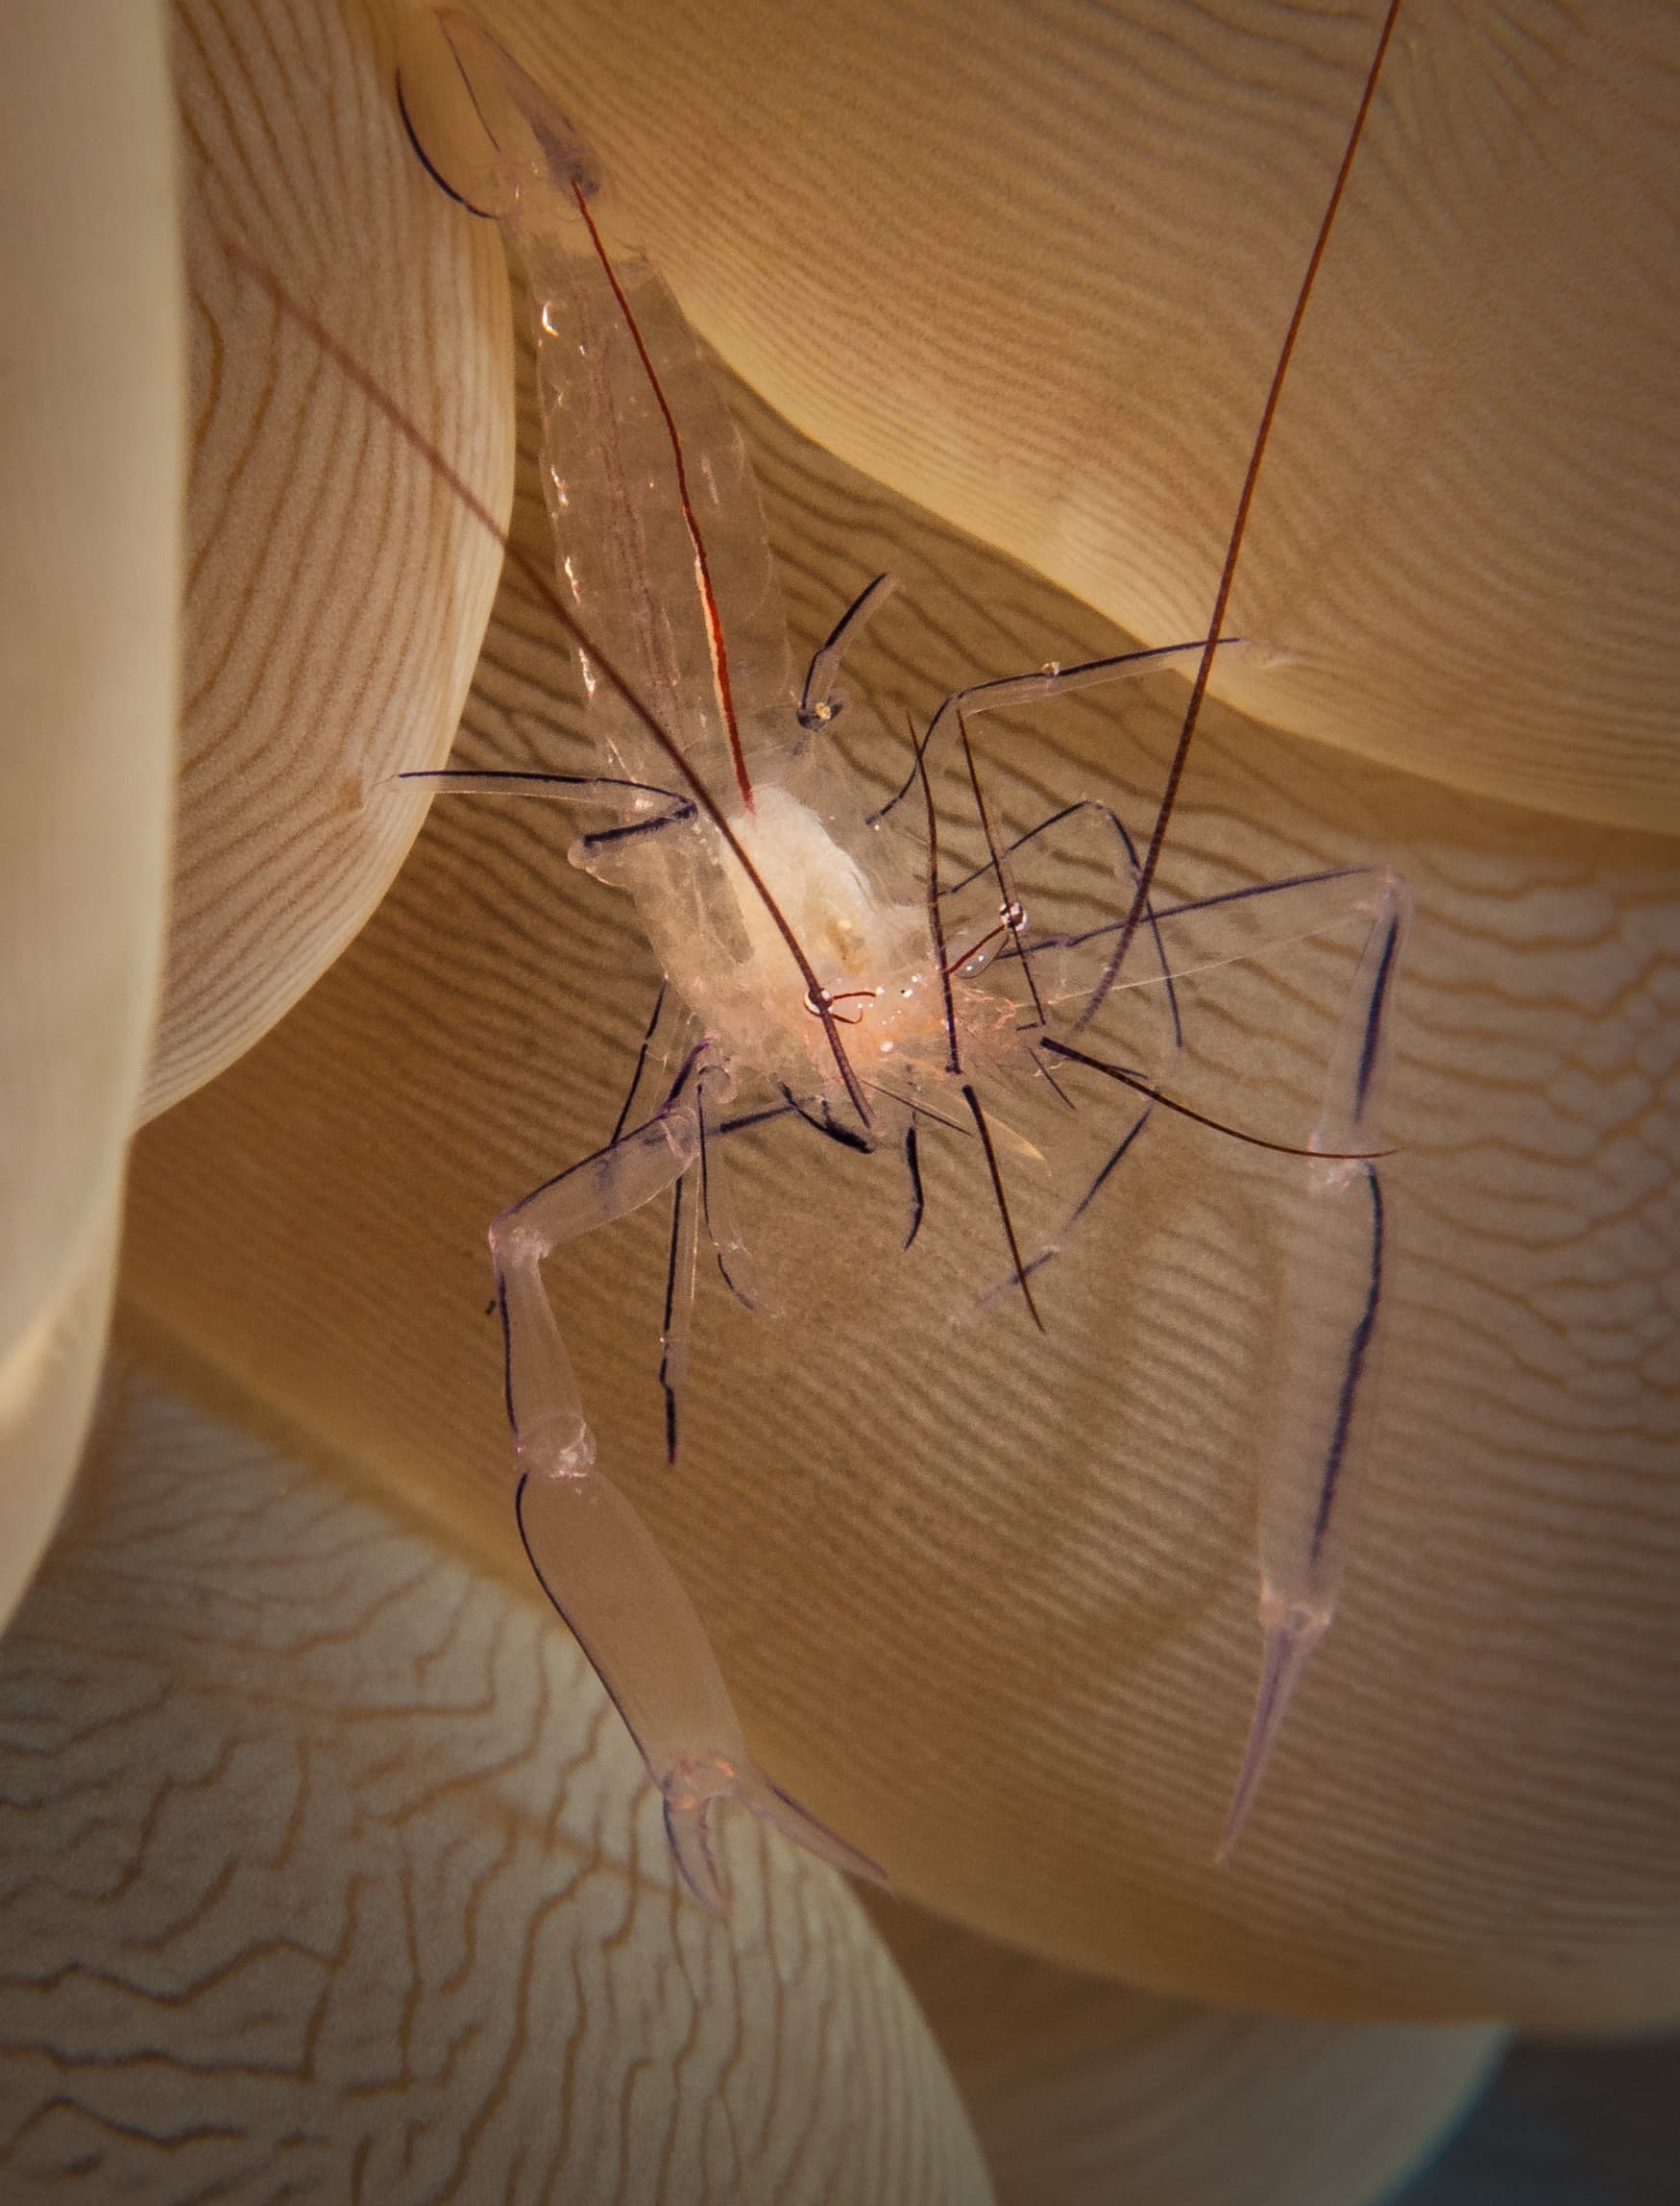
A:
[
  {"left": 909, "top": 714, "right": 962, "bottom": 1085},
  {"left": 910, "top": 712, "right": 1044, "bottom": 1328},
  {"left": 956, "top": 710, "right": 1046, "bottom": 1028},
  {"left": 212, "top": 235, "right": 875, "bottom": 1139},
  {"left": 1095, "top": 0, "right": 1406, "bottom": 1012},
  {"left": 1040, "top": 1040, "right": 1393, "bottom": 1164}
]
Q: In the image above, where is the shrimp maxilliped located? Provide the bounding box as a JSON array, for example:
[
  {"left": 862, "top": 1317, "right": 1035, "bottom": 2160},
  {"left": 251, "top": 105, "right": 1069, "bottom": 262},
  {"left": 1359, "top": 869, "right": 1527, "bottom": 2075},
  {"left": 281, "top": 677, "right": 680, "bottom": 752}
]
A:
[{"left": 359, "top": 5, "right": 1415, "bottom": 1908}]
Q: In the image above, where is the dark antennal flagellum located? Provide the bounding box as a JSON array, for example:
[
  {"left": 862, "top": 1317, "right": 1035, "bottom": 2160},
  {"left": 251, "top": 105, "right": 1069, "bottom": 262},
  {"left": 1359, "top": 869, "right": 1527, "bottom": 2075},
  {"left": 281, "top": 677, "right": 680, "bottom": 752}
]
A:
[
  {"left": 1040, "top": 1039, "right": 1392, "bottom": 1163},
  {"left": 909, "top": 717, "right": 962, "bottom": 1082},
  {"left": 962, "top": 1084, "right": 1045, "bottom": 1333},
  {"left": 1030, "top": 1044, "right": 1079, "bottom": 1113},
  {"left": 717, "top": 1099, "right": 803, "bottom": 1140},
  {"left": 1308, "top": 1167, "right": 1385, "bottom": 1562},
  {"left": 1353, "top": 908, "right": 1405, "bottom": 1119},
  {"left": 902, "top": 1124, "right": 926, "bottom": 1251},
  {"left": 975, "top": 1103, "right": 1153, "bottom": 1306},
  {"left": 659, "top": 1173, "right": 691, "bottom": 1466},
  {"left": 1150, "top": 868, "right": 1366, "bottom": 926},
  {"left": 394, "top": 69, "right": 494, "bottom": 219},
  {"left": 778, "top": 1086, "right": 876, "bottom": 1156},
  {"left": 611, "top": 980, "right": 668, "bottom": 1144}
]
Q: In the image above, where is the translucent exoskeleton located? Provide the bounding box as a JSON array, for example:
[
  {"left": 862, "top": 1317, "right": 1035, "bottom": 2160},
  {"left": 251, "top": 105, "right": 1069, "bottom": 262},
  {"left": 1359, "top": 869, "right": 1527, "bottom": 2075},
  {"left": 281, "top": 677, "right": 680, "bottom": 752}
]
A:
[{"left": 360, "top": 6, "right": 1414, "bottom": 1908}]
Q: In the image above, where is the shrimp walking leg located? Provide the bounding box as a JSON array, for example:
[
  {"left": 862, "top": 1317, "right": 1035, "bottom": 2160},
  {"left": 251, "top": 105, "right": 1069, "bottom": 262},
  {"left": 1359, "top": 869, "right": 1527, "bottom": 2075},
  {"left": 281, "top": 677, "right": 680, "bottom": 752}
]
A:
[
  {"left": 873, "top": 635, "right": 1257, "bottom": 824},
  {"left": 1221, "top": 871, "right": 1412, "bottom": 1855},
  {"left": 493, "top": 1086, "right": 885, "bottom": 1908}
]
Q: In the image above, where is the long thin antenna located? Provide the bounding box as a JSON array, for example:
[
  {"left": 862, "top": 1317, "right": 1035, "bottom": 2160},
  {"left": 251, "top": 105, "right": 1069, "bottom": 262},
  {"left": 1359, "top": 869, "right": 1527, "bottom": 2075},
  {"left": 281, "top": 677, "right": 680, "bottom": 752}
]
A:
[
  {"left": 1040, "top": 1038, "right": 1391, "bottom": 1162},
  {"left": 911, "top": 712, "right": 1042, "bottom": 1327},
  {"left": 568, "top": 184, "right": 757, "bottom": 815},
  {"left": 1104, "top": 0, "right": 1404, "bottom": 992},
  {"left": 957, "top": 711, "right": 1046, "bottom": 1028}
]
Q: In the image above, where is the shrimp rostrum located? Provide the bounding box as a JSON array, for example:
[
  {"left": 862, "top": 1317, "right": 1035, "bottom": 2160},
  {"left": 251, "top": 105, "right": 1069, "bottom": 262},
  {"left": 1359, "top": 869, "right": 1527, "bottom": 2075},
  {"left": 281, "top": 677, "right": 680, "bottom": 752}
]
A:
[{"left": 399, "top": 10, "right": 1410, "bottom": 1908}]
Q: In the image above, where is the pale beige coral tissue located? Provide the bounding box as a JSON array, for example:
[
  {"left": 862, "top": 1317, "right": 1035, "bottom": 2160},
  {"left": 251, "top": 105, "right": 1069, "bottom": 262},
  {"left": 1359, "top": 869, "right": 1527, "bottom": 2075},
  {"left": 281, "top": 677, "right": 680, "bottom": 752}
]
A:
[{"left": 1, "top": 2, "right": 1676, "bottom": 2201}]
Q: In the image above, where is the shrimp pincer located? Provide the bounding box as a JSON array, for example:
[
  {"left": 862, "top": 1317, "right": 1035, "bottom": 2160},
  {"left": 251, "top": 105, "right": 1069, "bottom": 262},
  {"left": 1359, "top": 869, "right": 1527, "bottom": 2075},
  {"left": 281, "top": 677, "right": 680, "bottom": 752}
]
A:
[{"left": 382, "top": 6, "right": 1411, "bottom": 1903}]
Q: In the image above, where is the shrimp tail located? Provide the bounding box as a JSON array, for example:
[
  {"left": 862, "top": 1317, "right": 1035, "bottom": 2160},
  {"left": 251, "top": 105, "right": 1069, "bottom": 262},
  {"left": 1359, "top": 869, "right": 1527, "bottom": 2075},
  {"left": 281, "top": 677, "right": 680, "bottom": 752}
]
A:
[{"left": 433, "top": 10, "right": 600, "bottom": 203}]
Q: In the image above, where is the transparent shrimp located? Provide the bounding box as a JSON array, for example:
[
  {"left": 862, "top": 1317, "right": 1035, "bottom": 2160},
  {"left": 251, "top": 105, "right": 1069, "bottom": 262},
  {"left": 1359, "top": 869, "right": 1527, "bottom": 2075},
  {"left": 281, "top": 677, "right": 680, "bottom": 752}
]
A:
[{"left": 370, "top": 5, "right": 1412, "bottom": 1902}]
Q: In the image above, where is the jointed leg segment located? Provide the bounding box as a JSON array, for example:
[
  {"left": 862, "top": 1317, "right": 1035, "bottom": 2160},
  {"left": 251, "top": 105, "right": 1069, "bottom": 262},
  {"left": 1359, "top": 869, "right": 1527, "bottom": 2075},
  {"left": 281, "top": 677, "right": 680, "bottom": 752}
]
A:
[
  {"left": 1220, "top": 870, "right": 1411, "bottom": 1855},
  {"left": 492, "top": 1062, "right": 885, "bottom": 1907}
]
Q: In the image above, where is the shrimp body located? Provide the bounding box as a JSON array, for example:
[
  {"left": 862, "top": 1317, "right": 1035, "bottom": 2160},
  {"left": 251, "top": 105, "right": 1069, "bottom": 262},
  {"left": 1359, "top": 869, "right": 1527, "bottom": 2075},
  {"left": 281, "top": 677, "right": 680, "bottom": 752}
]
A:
[
  {"left": 401, "top": 8, "right": 1410, "bottom": 1907},
  {"left": 469, "top": 43, "right": 1014, "bottom": 1117},
  {"left": 448, "top": 12, "right": 1046, "bottom": 1133}
]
